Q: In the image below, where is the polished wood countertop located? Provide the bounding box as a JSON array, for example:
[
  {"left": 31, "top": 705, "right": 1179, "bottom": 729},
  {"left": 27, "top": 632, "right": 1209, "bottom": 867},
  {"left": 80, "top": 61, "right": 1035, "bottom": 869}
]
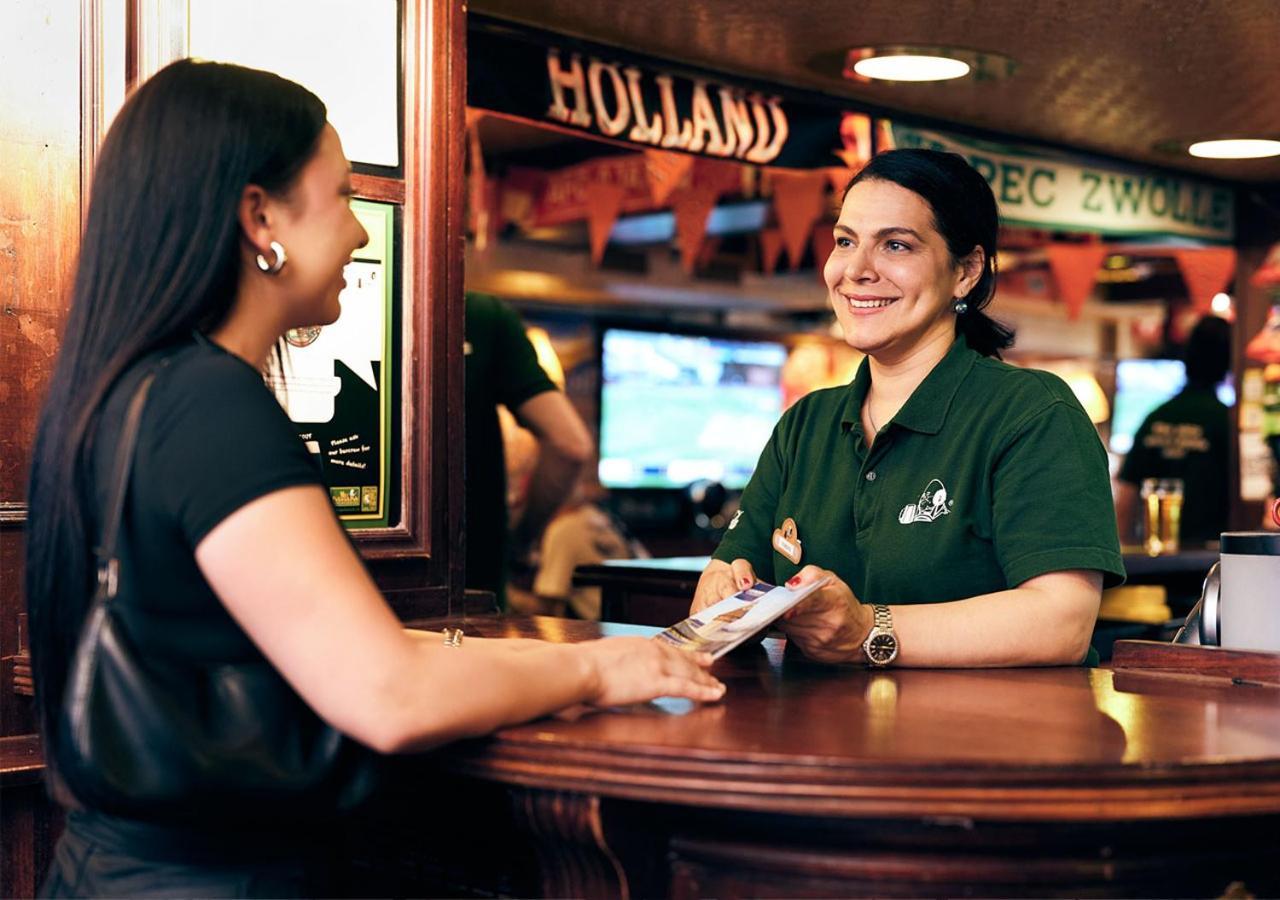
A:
[{"left": 414, "top": 616, "right": 1280, "bottom": 823}]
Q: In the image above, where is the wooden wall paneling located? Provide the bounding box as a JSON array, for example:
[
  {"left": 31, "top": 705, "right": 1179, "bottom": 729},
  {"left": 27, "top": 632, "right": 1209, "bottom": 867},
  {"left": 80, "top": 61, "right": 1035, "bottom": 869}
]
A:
[
  {"left": 359, "top": 0, "right": 467, "bottom": 617},
  {"left": 1, "top": 1, "right": 83, "bottom": 738},
  {"left": 0, "top": 2, "right": 82, "bottom": 507}
]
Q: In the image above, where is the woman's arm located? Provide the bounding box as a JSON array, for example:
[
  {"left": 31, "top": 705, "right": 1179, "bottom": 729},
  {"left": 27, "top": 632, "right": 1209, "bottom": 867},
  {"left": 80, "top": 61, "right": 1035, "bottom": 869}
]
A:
[
  {"left": 196, "top": 485, "right": 723, "bottom": 754},
  {"left": 780, "top": 566, "right": 1102, "bottom": 667}
]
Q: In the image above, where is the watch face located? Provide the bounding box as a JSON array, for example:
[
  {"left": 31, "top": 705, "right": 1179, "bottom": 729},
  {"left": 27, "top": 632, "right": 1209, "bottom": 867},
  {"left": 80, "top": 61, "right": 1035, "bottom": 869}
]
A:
[{"left": 868, "top": 632, "right": 898, "bottom": 664}]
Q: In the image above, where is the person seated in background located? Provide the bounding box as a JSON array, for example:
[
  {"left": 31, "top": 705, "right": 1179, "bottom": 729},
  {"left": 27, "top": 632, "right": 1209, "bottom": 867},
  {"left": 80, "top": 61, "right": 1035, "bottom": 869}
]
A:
[
  {"left": 464, "top": 291, "right": 594, "bottom": 608},
  {"left": 691, "top": 149, "right": 1124, "bottom": 668},
  {"left": 531, "top": 487, "right": 649, "bottom": 619},
  {"left": 1114, "top": 315, "right": 1232, "bottom": 547}
]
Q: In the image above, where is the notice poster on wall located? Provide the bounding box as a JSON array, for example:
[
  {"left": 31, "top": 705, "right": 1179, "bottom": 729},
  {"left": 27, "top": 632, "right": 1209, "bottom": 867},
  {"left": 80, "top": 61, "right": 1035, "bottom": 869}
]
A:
[{"left": 271, "top": 198, "right": 396, "bottom": 528}]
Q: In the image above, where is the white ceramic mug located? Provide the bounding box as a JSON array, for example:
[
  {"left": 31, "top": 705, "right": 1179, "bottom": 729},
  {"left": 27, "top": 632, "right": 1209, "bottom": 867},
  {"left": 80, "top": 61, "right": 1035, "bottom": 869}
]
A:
[{"left": 1218, "top": 532, "right": 1280, "bottom": 652}]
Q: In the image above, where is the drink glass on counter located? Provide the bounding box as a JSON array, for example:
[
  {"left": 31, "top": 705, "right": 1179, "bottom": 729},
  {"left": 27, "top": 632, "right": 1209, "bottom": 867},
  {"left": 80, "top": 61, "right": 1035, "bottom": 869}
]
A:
[{"left": 1141, "top": 477, "right": 1184, "bottom": 556}]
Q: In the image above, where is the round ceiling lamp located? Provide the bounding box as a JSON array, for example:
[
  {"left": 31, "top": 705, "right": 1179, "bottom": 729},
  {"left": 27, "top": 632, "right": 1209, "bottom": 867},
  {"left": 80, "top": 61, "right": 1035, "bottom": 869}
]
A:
[
  {"left": 852, "top": 54, "right": 969, "bottom": 82},
  {"left": 841, "top": 46, "right": 1015, "bottom": 84},
  {"left": 1187, "top": 138, "right": 1280, "bottom": 160}
]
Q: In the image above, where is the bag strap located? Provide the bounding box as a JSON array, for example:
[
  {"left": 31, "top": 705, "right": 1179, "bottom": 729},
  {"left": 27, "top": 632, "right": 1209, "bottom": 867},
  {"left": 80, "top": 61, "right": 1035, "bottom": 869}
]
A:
[{"left": 93, "top": 369, "right": 159, "bottom": 600}]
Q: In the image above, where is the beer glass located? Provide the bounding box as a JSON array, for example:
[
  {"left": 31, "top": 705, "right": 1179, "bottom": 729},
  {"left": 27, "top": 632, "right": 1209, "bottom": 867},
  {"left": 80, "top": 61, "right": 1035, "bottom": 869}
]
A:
[{"left": 1140, "top": 477, "right": 1184, "bottom": 556}]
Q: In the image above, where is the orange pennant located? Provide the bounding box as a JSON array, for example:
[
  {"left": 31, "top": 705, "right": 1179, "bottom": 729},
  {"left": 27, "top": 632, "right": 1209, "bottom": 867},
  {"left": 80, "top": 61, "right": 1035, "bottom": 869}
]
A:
[
  {"left": 1045, "top": 243, "right": 1108, "bottom": 320},
  {"left": 586, "top": 182, "right": 626, "bottom": 266},
  {"left": 759, "top": 228, "right": 785, "bottom": 276},
  {"left": 692, "top": 157, "right": 742, "bottom": 196},
  {"left": 1249, "top": 242, "right": 1280, "bottom": 287},
  {"left": 643, "top": 149, "right": 694, "bottom": 207},
  {"left": 772, "top": 170, "right": 829, "bottom": 271},
  {"left": 811, "top": 223, "right": 836, "bottom": 283},
  {"left": 673, "top": 187, "right": 718, "bottom": 274},
  {"left": 1174, "top": 247, "right": 1237, "bottom": 313},
  {"left": 825, "top": 166, "right": 854, "bottom": 195}
]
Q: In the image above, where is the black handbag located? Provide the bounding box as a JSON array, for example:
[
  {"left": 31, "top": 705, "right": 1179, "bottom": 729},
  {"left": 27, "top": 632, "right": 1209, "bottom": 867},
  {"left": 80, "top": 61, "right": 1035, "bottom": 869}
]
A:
[{"left": 58, "top": 367, "right": 378, "bottom": 821}]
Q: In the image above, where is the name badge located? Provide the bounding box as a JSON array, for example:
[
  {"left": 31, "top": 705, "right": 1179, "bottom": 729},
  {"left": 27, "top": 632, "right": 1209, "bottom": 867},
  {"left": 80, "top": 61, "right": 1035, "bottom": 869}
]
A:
[{"left": 772, "top": 517, "right": 803, "bottom": 565}]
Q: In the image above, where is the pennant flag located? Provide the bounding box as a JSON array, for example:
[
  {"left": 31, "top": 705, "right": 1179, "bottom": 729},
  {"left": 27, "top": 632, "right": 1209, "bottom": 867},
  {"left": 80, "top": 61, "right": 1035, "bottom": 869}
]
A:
[
  {"left": 673, "top": 187, "right": 718, "bottom": 274},
  {"left": 1245, "top": 305, "right": 1280, "bottom": 364},
  {"left": 825, "top": 166, "right": 854, "bottom": 195},
  {"left": 1174, "top": 247, "right": 1237, "bottom": 312},
  {"left": 692, "top": 157, "right": 742, "bottom": 196},
  {"left": 759, "top": 228, "right": 785, "bottom": 276},
  {"left": 586, "top": 182, "right": 626, "bottom": 265},
  {"left": 643, "top": 149, "right": 694, "bottom": 207},
  {"left": 772, "top": 170, "right": 829, "bottom": 270},
  {"left": 1249, "top": 241, "right": 1280, "bottom": 287},
  {"left": 1045, "top": 243, "right": 1108, "bottom": 320},
  {"left": 811, "top": 222, "right": 836, "bottom": 283}
]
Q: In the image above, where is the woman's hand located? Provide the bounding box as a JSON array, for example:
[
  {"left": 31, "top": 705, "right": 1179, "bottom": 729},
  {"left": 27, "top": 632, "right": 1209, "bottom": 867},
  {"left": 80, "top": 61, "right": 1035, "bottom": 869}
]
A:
[
  {"left": 578, "top": 637, "right": 726, "bottom": 707},
  {"left": 691, "top": 558, "right": 759, "bottom": 615},
  {"left": 776, "top": 565, "right": 874, "bottom": 664}
]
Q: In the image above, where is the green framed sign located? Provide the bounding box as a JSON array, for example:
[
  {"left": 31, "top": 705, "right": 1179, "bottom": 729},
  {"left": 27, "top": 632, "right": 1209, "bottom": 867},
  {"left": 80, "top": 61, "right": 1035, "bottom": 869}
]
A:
[{"left": 274, "top": 198, "right": 396, "bottom": 528}]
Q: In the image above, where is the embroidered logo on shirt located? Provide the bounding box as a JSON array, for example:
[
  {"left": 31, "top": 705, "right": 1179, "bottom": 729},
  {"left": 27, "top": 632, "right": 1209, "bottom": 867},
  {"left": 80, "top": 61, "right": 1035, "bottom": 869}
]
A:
[
  {"left": 898, "top": 478, "right": 953, "bottom": 524},
  {"left": 727, "top": 508, "right": 744, "bottom": 530}
]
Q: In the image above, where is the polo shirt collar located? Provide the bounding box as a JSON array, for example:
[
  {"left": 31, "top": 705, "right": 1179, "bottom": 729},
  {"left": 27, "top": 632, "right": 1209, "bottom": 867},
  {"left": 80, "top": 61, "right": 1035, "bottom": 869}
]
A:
[{"left": 840, "top": 334, "right": 980, "bottom": 436}]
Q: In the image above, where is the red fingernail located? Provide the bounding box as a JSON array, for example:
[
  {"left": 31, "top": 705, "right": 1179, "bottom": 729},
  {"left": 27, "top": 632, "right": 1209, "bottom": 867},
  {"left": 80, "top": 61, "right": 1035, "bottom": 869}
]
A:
[
  {"left": 741, "top": 577, "right": 752, "bottom": 587},
  {"left": 786, "top": 576, "right": 800, "bottom": 587}
]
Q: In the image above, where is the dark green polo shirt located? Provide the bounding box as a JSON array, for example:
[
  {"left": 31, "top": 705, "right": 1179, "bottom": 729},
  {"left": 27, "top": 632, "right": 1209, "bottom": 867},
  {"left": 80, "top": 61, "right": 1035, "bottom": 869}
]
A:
[
  {"left": 714, "top": 336, "right": 1125, "bottom": 604},
  {"left": 1117, "top": 387, "right": 1229, "bottom": 545}
]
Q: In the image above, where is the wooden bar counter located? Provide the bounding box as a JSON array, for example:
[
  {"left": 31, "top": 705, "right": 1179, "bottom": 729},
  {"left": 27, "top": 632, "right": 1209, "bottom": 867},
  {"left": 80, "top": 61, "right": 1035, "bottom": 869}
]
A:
[{"left": 369, "top": 615, "right": 1280, "bottom": 899}]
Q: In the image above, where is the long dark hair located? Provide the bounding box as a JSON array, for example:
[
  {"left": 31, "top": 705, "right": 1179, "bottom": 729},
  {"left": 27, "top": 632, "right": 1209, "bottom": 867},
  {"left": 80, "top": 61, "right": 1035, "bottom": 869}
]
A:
[
  {"left": 25, "top": 60, "right": 326, "bottom": 759},
  {"left": 846, "top": 148, "right": 1014, "bottom": 358}
]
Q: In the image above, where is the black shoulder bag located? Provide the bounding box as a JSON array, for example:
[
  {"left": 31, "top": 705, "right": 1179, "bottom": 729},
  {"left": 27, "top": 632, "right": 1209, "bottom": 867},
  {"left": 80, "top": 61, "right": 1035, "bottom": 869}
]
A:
[{"left": 58, "top": 368, "right": 378, "bottom": 821}]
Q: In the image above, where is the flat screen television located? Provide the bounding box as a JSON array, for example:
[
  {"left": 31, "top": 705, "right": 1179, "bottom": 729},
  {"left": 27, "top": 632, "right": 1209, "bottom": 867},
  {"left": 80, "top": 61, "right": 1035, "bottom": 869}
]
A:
[
  {"left": 1109, "top": 358, "right": 1235, "bottom": 455},
  {"left": 598, "top": 328, "right": 788, "bottom": 489}
]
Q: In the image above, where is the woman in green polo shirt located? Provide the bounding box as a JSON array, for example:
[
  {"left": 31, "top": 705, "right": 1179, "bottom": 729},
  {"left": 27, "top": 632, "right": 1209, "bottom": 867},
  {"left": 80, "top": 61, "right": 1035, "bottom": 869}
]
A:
[{"left": 693, "top": 149, "right": 1124, "bottom": 667}]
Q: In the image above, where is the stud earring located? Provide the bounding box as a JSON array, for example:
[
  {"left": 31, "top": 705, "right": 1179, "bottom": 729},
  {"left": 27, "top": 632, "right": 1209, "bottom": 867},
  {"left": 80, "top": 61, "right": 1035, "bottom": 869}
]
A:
[
  {"left": 255, "top": 240, "right": 287, "bottom": 275},
  {"left": 952, "top": 297, "right": 968, "bottom": 315}
]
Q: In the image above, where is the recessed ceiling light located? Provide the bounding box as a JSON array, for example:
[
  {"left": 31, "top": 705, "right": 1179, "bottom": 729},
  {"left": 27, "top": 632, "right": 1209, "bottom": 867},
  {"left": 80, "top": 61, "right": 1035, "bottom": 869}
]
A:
[
  {"left": 852, "top": 54, "right": 969, "bottom": 82},
  {"left": 840, "top": 46, "right": 1015, "bottom": 84},
  {"left": 1187, "top": 138, "right": 1280, "bottom": 159}
]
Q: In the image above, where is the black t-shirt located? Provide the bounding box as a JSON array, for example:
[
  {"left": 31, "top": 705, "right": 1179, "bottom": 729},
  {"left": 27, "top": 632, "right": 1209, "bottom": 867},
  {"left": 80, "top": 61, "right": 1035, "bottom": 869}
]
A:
[
  {"left": 1118, "top": 386, "right": 1230, "bottom": 544},
  {"left": 90, "top": 339, "right": 325, "bottom": 663},
  {"left": 463, "top": 293, "right": 556, "bottom": 604}
]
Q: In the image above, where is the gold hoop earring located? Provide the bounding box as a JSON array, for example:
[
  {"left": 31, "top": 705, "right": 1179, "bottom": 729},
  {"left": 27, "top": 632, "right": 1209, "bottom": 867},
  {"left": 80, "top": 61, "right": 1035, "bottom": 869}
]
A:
[{"left": 255, "top": 240, "right": 287, "bottom": 275}]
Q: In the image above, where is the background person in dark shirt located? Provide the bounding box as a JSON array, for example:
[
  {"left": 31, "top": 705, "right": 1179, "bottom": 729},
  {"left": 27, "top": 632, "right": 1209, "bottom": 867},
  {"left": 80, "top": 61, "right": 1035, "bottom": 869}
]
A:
[
  {"left": 1116, "top": 315, "right": 1232, "bottom": 546},
  {"left": 464, "top": 292, "right": 593, "bottom": 607}
]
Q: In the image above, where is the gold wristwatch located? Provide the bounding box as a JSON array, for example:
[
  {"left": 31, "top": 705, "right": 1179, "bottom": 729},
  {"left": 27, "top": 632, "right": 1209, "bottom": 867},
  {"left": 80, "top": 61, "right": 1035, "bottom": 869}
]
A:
[{"left": 861, "top": 604, "right": 899, "bottom": 667}]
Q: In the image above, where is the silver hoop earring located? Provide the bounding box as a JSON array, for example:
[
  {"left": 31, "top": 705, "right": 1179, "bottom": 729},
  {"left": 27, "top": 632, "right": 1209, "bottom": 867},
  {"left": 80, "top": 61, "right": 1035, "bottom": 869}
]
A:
[
  {"left": 952, "top": 297, "right": 969, "bottom": 315},
  {"left": 255, "top": 240, "right": 287, "bottom": 275}
]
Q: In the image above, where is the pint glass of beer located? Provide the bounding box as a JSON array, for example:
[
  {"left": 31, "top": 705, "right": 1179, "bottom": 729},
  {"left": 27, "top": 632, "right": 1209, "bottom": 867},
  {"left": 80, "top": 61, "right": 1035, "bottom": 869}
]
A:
[{"left": 1140, "top": 477, "right": 1184, "bottom": 556}]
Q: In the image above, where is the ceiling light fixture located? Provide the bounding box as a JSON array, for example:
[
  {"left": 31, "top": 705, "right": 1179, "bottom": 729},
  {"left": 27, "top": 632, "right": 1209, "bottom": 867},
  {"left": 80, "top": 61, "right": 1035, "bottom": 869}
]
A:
[
  {"left": 852, "top": 54, "right": 969, "bottom": 82},
  {"left": 841, "top": 46, "right": 1015, "bottom": 84},
  {"left": 1187, "top": 138, "right": 1280, "bottom": 160}
]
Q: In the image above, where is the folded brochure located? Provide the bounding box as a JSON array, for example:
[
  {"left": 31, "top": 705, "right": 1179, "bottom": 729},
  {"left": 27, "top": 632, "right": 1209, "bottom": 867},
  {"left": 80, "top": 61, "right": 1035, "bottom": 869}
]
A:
[{"left": 654, "top": 578, "right": 830, "bottom": 659}]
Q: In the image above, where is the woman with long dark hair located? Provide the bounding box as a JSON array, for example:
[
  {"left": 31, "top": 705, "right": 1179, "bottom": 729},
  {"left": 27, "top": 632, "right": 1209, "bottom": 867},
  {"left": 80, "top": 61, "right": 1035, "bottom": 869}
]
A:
[
  {"left": 27, "top": 59, "right": 722, "bottom": 897},
  {"left": 692, "top": 149, "right": 1124, "bottom": 667}
]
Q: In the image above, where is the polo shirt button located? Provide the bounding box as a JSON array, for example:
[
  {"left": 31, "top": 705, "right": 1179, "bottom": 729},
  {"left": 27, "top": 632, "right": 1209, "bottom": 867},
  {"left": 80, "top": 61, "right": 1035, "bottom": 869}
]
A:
[{"left": 866, "top": 471, "right": 876, "bottom": 482}]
